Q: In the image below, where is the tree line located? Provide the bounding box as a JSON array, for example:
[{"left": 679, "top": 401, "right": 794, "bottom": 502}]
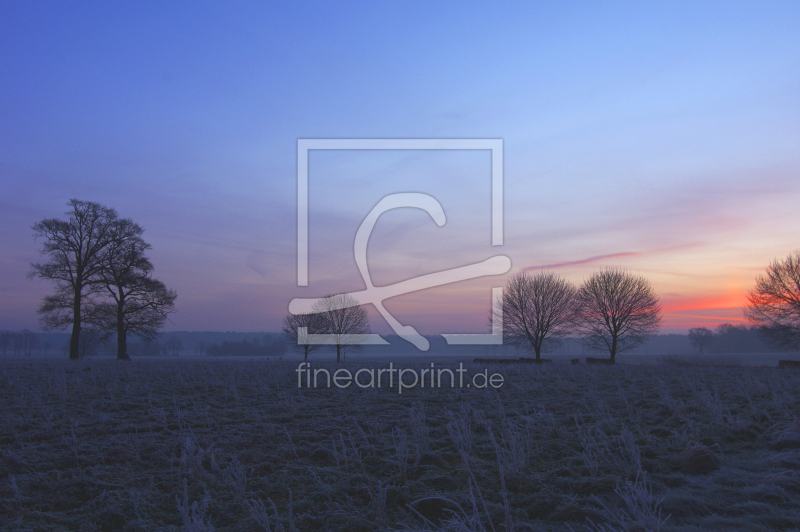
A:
[
  {"left": 687, "top": 324, "right": 777, "bottom": 354},
  {"left": 29, "top": 199, "right": 177, "bottom": 360},
  {"left": 281, "top": 250, "right": 800, "bottom": 363},
  {"left": 496, "top": 251, "right": 800, "bottom": 360},
  {"left": 201, "top": 337, "right": 288, "bottom": 357},
  {"left": 0, "top": 330, "right": 47, "bottom": 357},
  {"left": 281, "top": 268, "right": 662, "bottom": 364},
  {"left": 24, "top": 202, "right": 800, "bottom": 361},
  {"left": 495, "top": 266, "right": 662, "bottom": 363}
]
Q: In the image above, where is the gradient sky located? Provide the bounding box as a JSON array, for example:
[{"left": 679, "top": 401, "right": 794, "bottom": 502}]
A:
[{"left": 1, "top": 1, "right": 799, "bottom": 335}]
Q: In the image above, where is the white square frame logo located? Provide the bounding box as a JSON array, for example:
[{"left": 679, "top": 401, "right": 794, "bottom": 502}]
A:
[{"left": 296, "top": 138, "right": 505, "bottom": 346}]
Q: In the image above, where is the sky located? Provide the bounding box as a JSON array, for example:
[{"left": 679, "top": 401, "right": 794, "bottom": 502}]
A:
[{"left": 1, "top": 1, "right": 799, "bottom": 337}]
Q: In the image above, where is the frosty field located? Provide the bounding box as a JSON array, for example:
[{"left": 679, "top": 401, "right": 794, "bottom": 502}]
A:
[{"left": 1, "top": 358, "right": 799, "bottom": 531}]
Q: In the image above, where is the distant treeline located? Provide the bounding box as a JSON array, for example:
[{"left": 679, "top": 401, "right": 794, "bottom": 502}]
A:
[
  {"left": 0, "top": 323, "right": 789, "bottom": 358},
  {"left": 203, "top": 337, "right": 287, "bottom": 357},
  {"left": 123, "top": 334, "right": 289, "bottom": 357},
  {"left": 697, "top": 324, "right": 777, "bottom": 354},
  {"left": 0, "top": 330, "right": 49, "bottom": 356}
]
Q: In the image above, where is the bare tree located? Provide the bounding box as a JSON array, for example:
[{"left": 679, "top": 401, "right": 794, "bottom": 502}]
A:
[
  {"left": 744, "top": 250, "right": 800, "bottom": 350},
  {"left": 493, "top": 270, "right": 577, "bottom": 360},
  {"left": 11, "top": 331, "right": 23, "bottom": 356},
  {"left": 282, "top": 312, "right": 325, "bottom": 361},
  {"left": 687, "top": 327, "right": 714, "bottom": 354},
  {"left": 77, "top": 329, "right": 102, "bottom": 358},
  {"left": 165, "top": 337, "right": 183, "bottom": 356},
  {"left": 29, "top": 200, "right": 138, "bottom": 359},
  {"left": 575, "top": 267, "right": 662, "bottom": 362},
  {"left": 312, "top": 293, "right": 371, "bottom": 362},
  {"left": 87, "top": 221, "right": 177, "bottom": 360},
  {"left": 0, "top": 331, "right": 9, "bottom": 357},
  {"left": 21, "top": 330, "right": 37, "bottom": 356}
]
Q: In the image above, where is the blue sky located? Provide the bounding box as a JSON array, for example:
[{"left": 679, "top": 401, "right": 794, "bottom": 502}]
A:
[{"left": 1, "top": 1, "right": 799, "bottom": 334}]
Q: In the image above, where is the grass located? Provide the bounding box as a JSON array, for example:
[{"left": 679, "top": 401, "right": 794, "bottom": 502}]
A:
[{"left": 1, "top": 358, "right": 799, "bottom": 531}]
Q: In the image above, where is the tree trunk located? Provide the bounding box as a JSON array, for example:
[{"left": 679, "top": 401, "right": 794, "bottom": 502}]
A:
[
  {"left": 610, "top": 335, "right": 617, "bottom": 363},
  {"left": 69, "top": 291, "right": 81, "bottom": 360},
  {"left": 116, "top": 297, "right": 130, "bottom": 360},
  {"left": 116, "top": 319, "right": 127, "bottom": 360},
  {"left": 336, "top": 345, "right": 341, "bottom": 362},
  {"left": 534, "top": 343, "right": 541, "bottom": 361}
]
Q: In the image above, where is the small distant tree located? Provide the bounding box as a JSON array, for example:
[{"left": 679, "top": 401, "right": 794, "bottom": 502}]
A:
[
  {"left": 0, "top": 331, "right": 10, "bottom": 357},
  {"left": 11, "top": 332, "right": 23, "bottom": 356},
  {"left": 164, "top": 337, "right": 183, "bottom": 356},
  {"left": 493, "top": 270, "right": 577, "bottom": 360},
  {"left": 266, "top": 337, "right": 287, "bottom": 357},
  {"left": 21, "top": 330, "right": 37, "bottom": 356},
  {"left": 282, "top": 312, "right": 325, "bottom": 361},
  {"left": 575, "top": 267, "right": 662, "bottom": 362},
  {"left": 129, "top": 339, "right": 163, "bottom": 357},
  {"left": 744, "top": 250, "right": 800, "bottom": 350},
  {"left": 43, "top": 341, "right": 51, "bottom": 356},
  {"left": 687, "top": 327, "right": 714, "bottom": 354},
  {"left": 312, "top": 293, "right": 371, "bottom": 362},
  {"left": 78, "top": 329, "right": 101, "bottom": 358},
  {"left": 194, "top": 341, "right": 207, "bottom": 356}
]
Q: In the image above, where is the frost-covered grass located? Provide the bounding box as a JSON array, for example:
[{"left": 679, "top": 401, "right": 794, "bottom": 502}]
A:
[{"left": 1, "top": 359, "right": 799, "bottom": 531}]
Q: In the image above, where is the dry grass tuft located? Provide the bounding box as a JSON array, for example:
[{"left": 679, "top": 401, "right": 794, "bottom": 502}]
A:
[
  {"left": 771, "top": 419, "right": 800, "bottom": 450},
  {"left": 677, "top": 441, "right": 722, "bottom": 474}
]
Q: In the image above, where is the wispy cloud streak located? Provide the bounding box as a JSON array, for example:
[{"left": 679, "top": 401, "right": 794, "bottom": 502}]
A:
[{"left": 523, "top": 252, "right": 640, "bottom": 270}]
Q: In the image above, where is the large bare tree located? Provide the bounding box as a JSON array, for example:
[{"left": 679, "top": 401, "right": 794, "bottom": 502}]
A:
[
  {"left": 88, "top": 221, "right": 177, "bottom": 360},
  {"left": 312, "top": 293, "right": 371, "bottom": 362},
  {"left": 744, "top": 250, "right": 800, "bottom": 350},
  {"left": 30, "top": 200, "right": 135, "bottom": 359},
  {"left": 282, "top": 311, "right": 325, "bottom": 361},
  {"left": 494, "top": 270, "right": 577, "bottom": 360},
  {"left": 575, "top": 267, "right": 662, "bottom": 362}
]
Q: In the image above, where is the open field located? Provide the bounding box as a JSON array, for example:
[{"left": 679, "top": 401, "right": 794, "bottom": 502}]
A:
[{"left": 1, "top": 358, "right": 800, "bottom": 531}]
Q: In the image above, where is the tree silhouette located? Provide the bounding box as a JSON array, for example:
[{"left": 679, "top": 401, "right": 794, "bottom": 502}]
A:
[
  {"left": 164, "top": 337, "right": 183, "bottom": 356},
  {"left": 31, "top": 200, "right": 175, "bottom": 360},
  {"left": 30, "top": 200, "right": 135, "bottom": 359},
  {"left": 0, "top": 331, "right": 9, "bottom": 357},
  {"left": 87, "top": 220, "right": 177, "bottom": 360},
  {"left": 744, "top": 250, "right": 800, "bottom": 350},
  {"left": 312, "top": 293, "right": 371, "bottom": 362},
  {"left": 575, "top": 267, "right": 662, "bottom": 362},
  {"left": 494, "top": 270, "right": 577, "bottom": 360},
  {"left": 688, "top": 327, "right": 714, "bottom": 354},
  {"left": 282, "top": 312, "right": 325, "bottom": 361}
]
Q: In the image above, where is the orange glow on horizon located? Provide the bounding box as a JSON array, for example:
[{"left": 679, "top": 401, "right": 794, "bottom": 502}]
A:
[{"left": 660, "top": 293, "right": 748, "bottom": 314}]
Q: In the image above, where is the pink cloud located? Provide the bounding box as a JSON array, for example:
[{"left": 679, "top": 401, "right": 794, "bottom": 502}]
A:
[{"left": 522, "top": 252, "right": 641, "bottom": 270}]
